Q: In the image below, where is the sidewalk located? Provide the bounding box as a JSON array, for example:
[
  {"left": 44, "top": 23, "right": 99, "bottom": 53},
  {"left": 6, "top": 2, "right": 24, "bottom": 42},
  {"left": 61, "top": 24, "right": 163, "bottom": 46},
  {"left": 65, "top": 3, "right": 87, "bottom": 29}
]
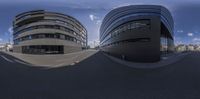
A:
[
  {"left": 3, "top": 50, "right": 98, "bottom": 68},
  {"left": 104, "top": 52, "right": 190, "bottom": 69}
]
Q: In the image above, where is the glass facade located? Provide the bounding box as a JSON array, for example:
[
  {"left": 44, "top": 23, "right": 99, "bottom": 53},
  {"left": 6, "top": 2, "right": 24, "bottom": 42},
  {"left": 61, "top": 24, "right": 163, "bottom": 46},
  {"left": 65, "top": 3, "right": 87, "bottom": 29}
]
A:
[
  {"left": 14, "top": 19, "right": 86, "bottom": 36},
  {"left": 13, "top": 25, "right": 86, "bottom": 46},
  {"left": 22, "top": 45, "right": 64, "bottom": 54},
  {"left": 160, "top": 22, "right": 174, "bottom": 56},
  {"left": 101, "top": 19, "right": 151, "bottom": 47},
  {"left": 14, "top": 33, "right": 81, "bottom": 45},
  {"left": 160, "top": 37, "right": 168, "bottom": 54},
  {"left": 100, "top": 5, "right": 174, "bottom": 62}
]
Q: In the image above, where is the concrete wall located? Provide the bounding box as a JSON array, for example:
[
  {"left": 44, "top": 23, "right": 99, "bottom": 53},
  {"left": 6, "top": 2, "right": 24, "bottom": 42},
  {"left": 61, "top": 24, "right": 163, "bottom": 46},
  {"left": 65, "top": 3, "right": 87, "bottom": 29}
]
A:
[
  {"left": 13, "top": 46, "right": 22, "bottom": 53},
  {"left": 64, "top": 45, "right": 82, "bottom": 54},
  {"left": 13, "top": 10, "right": 88, "bottom": 54}
]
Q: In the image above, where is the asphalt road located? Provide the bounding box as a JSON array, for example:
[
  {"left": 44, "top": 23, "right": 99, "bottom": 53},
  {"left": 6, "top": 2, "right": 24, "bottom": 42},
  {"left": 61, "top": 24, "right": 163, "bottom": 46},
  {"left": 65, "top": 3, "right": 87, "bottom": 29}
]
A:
[{"left": 0, "top": 51, "right": 200, "bottom": 99}]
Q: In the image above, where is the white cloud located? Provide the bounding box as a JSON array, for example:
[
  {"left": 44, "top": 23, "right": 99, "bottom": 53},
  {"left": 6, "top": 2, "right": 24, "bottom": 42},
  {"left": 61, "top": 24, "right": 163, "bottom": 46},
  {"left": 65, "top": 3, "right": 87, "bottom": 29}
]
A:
[
  {"left": 193, "top": 38, "right": 200, "bottom": 42},
  {"left": 1, "top": 27, "right": 14, "bottom": 44},
  {"left": 96, "top": 20, "right": 102, "bottom": 25},
  {"left": 89, "top": 14, "right": 96, "bottom": 21},
  {"left": 113, "top": 3, "right": 131, "bottom": 9},
  {"left": 88, "top": 40, "right": 100, "bottom": 48},
  {"left": 187, "top": 32, "right": 193, "bottom": 37},
  {"left": 177, "top": 30, "right": 183, "bottom": 33},
  {"left": 8, "top": 27, "right": 13, "bottom": 35},
  {"left": 112, "top": 3, "right": 147, "bottom": 9},
  {"left": 89, "top": 14, "right": 102, "bottom": 25},
  {"left": 175, "top": 41, "right": 183, "bottom": 45}
]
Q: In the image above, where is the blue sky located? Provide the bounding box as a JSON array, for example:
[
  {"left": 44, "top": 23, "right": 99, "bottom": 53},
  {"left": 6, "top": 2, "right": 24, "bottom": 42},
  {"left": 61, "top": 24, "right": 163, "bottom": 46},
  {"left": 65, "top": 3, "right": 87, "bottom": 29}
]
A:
[{"left": 0, "top": 0, "right": 200, "bottom": 46}]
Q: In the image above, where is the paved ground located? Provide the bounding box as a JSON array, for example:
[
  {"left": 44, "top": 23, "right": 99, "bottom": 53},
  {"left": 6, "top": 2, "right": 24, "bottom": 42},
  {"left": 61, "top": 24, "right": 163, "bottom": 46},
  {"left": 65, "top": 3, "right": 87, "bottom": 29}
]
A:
[
  {"left": 105, "top": 52, "right": 189, "bottom": 69},
  {"left": 3, "top": 50, "right": 98, "bottom": 67},
  {"left": 0, "top": 51, "right": 200, "bottom": 99}
]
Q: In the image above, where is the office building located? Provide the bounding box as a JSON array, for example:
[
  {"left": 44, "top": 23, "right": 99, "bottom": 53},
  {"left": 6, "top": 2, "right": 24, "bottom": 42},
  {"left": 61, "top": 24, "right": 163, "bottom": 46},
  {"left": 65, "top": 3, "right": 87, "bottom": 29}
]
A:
[
  {"left": 13, "top": 10, "right": 87, "bottom": 54},
  {"left": 100, "top": 5, "right": 174, "bottom": 62}
]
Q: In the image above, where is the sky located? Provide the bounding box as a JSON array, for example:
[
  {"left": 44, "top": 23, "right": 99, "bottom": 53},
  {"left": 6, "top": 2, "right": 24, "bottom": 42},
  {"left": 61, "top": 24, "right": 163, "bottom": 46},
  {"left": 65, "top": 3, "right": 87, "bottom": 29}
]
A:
[{"left": 0, "top": 0, "right": 200, "bottom": 46}]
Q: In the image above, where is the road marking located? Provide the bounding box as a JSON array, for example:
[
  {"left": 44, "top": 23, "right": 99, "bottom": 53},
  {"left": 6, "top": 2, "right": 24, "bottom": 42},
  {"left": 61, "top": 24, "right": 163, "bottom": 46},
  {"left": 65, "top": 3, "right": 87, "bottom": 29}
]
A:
[
  {"left": 14, "top": 59, "right": 30, "bottom": 65},
  {"left": 70, "top": 63, "right": 75, "bottom": 66},
  {"left": 0, "top": 55, "right": 14, "bottom": 63}
]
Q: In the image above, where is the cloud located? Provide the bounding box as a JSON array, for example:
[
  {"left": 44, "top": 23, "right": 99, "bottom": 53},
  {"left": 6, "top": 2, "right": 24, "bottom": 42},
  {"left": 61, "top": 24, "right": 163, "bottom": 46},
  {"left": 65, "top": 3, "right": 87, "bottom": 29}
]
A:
[
  {"left": 8, "top": 27, "right": 13, "bottom": 35},
  {"left": 1, "top": 27, "right": 14, "bottom": 44},
  {"left": 96, "top": 20, "right": 102, "bottom": 25},
  {"left": 175, "top": 41, "right": 183, "bottom": 45},
  {"left": 112, "top": 2, "right": 148, "bottom": 9},
  {"left": 0, "top": 38, "right": 2, "bottom": 41},
  {"left": 89, "top": 14, "right": 96, "bottom": 21},
  {"left": 112, "top": 3, "right": 131, "bottom": 9},
  {"left": 187, "top": 32, "right": 193, "bottom": 37},
  {"left": 89, "top": 14, "right": 102, "bottom": 25},
  {"left": 88, "top": 40, "right": 100, "bottom": 48},
  {"left": 193, "top": 38, "right": 200, "bottom": 42},
  {"left": 177, "top": 30, "right": 183, "bottom": 33}
]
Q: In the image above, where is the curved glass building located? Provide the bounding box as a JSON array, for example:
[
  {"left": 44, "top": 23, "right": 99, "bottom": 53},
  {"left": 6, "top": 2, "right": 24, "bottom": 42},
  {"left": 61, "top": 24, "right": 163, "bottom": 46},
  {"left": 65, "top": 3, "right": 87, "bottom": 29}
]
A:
[
  {"left": 13, "top": 10, "right": 87, "bottom": 54},
  {"left": 100, "top": 5, "right": 174, "bottom": 62}
]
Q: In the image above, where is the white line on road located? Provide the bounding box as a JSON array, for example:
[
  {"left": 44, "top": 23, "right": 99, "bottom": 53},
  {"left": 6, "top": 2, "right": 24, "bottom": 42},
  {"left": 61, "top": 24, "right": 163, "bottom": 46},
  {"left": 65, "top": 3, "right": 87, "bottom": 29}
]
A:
[
  {"left": 14, "top": 59, "right": 30, "bottom": 66},
  {"left": 0, "top": 55, "right": 14, "bottom": 63}
]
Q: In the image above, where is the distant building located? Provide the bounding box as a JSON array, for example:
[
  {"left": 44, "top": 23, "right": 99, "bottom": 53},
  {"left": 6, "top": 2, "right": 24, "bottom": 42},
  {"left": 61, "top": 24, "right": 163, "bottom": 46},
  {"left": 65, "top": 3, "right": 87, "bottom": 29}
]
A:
[
  {"left": 100, "top": 5, "right": 174, "bottom": 62},
  {"left": 175, "top": 44, "right": 200, "bottom": 52},
  {"left": 13, "top": 10, "right": 87, "bottom": 54},
  {"left": 187, "top": 44, "right": 194, "bottom": 51},
  {"left": 0, "top": 44, "right": 5, "bottom": 51},
  {"left": 194, "top": 45, "right": 200, "bottom": 51},
  {"left": 0, "top": 43, "right": 13, "bottom": 52},
  {"left": 175, "top": 44, "right": 186, "bottom": 52}
]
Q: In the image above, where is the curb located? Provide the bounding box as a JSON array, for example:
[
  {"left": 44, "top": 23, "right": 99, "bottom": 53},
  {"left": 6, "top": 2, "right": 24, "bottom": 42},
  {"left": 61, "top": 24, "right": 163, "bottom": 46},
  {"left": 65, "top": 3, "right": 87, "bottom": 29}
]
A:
[{"left": 104, "top": 52, "right": 190, "bottom": 69}]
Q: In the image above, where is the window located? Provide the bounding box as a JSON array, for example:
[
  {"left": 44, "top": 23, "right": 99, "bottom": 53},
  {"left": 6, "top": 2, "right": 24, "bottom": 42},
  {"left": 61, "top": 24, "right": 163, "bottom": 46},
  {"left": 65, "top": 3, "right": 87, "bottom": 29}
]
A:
[
  {"left": 60, "top": 34, "right": 65, "bottom": 39},
  {"left": 29, "top": 35, "right": 32, "bottom": 40},
  {"left": 127, "top": 24, "right": 131, "bottom": 30},
  {"left": 38, "top": 34, "right": 45, "bottom": 38},
  {"left": 15, "top": 33, "right": 83, "bottom": 44},
  {"left": 55, "top": 33, "right": 60, "bottom": 38}
]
